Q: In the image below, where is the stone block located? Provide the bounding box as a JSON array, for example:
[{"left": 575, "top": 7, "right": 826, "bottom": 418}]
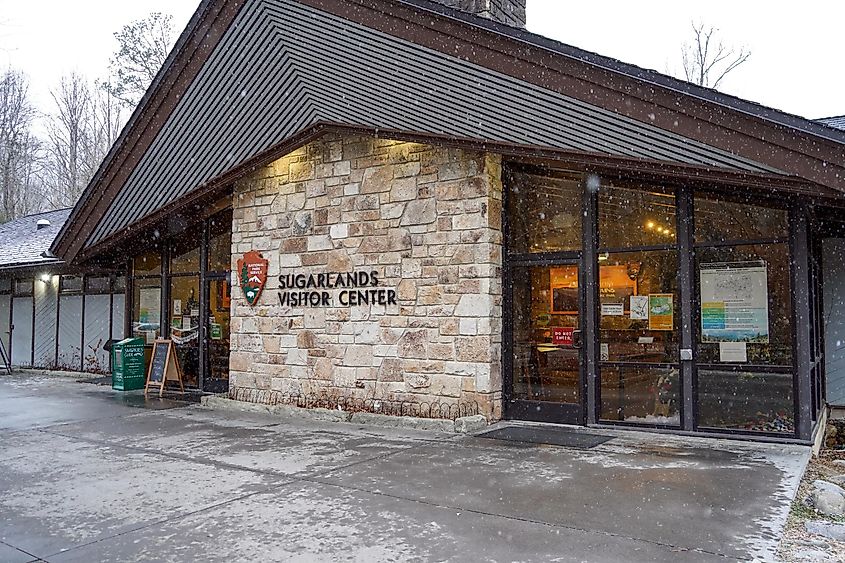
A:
[
  {"left": 400, "top": 198, "right": 437, "bottom": 226},
  {"left": 454, "top": 415, "right": 488, "bottom": 434},
  {"left": 343, "top": 345, "right": 373, "bottom": 367},
  {"left": 361, "top": 165, "right": 393, "bottom": 194},
  {"left": 454, "top": 294, "right": 493, "bottom": 317},
  {"left": 398, "top": 329, "right": 428, "bottom": 359},
  {"left": 377, "top": 358, "right": 404, "bottom": 382},
  {"left": 390, "top": 177, "right": 418, "bottom": 201},
  {"left": 330, "top": 224, "right": 349, "bottom": 239}
]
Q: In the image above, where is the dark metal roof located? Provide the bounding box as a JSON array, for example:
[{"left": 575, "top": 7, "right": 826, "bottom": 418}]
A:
[
  {"left": 817, "top": 116, "right": 845, "bottom": 131},
  {"left": 0, "top": 209, "right": 70, "bottom": 271},
  {"left": 83, "top": 0, "right": 780, "bottom": 250},
  {"left": 405, "top": 0, "right": 845, "bottom": 147}
]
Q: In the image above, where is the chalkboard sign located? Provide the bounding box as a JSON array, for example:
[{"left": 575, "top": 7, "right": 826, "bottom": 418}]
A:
[{"left": 144, "top": 339, "right": 185, "bottom": 397}]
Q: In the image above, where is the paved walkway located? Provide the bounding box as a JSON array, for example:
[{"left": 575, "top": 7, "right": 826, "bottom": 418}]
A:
[{"left": 0, "top": 373, "right": 809, "bottom": 562}]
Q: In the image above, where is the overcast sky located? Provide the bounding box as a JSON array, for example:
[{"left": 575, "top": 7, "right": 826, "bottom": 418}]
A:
[{"left": 1, "top": 0, "right": 843, "bottom": 121}]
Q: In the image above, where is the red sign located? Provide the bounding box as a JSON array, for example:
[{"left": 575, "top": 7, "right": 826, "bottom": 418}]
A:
[
  {"left": 236, "top": 251, "right": 269, "bottom": 306},
  {"left": 552, "top": 327, "right": 574, "bottom": 346}
]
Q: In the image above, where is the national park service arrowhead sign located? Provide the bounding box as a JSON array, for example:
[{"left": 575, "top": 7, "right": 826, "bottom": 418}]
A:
[{"left": 237, "top": 251, "right": 268, "bottom": 306}]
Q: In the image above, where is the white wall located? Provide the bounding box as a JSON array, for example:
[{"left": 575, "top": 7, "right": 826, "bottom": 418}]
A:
[
  {"left": 33, "top": 276, "right": 58, "bottom": 367},
  {"left": 0, "top": 294, "right": 10, "bottom": 362},
  {"left": 83, "top": 294, "right": 111, "bottom": 372},
  {"left": 57, "top": 294, "right": 82, "bottom": 370},
  {"left": 11, "top": 296, "right": 33, "bottom": 366}
]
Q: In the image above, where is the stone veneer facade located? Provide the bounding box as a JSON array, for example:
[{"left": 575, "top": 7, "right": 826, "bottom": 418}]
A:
[{"left": 229, "top": 134, "right": 504, "bottom": 418}]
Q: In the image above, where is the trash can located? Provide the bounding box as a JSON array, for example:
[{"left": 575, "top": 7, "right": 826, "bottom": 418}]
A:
[{"left": 112, "top": 338, "right": 147, "bottom": 391}]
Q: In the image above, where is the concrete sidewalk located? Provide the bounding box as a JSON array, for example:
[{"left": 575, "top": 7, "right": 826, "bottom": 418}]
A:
[{"left": 0, "top": 374, "right": 809, "bottom": 562}]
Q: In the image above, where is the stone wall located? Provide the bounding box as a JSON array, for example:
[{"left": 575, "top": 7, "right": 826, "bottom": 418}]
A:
[{"left": 229, "top": 134, "right": 504, "bottom": 418}]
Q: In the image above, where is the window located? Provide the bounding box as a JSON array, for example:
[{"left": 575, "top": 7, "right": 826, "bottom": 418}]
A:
[
  {"left": 59, "top": 276, "right": 83, "bottom": 294},
  {"left": 170, "top": 227, "right": 202, "bottom": 274},
  {"left": 693, "top": 192, "right": 794, "bottom": 434},
  {"left": 85, "top": 276, "right": 111, "bottom": 294},
  {"left": 598, "top": 183, "right": 680, "bottom": 427},
  {"left": 113, "top": 276, "right": 127, "bottom": 293},
  {"left": 695, "top": 193, "right": 788, "bottom": 244},
  {"left": 14, "top": 279, "right": 33, "bottom": 296},
  {"left": 132, "top": 277, "right": 161, "bottom": 342},
  {"left": 599, "top": 183, "right": 676, "bottom": 249},
  {"left": 0, "top": 279, "right": 10, "bottom": 293},
  {"left": 133, "top": 251, "right": 162, "bottom": 276},
  {"left": 507, "top": 169, "right": 583, "bottom": 254}
]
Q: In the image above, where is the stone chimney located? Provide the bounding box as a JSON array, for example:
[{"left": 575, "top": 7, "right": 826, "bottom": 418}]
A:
[{"left": 434, "top": 0, "right": 527, "bottom": 28}]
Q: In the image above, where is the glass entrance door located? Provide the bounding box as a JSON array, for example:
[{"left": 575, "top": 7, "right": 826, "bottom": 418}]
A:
[
  {"left": 203, "top": 277, "right": 231, "bottom": 393},
  {"left": 508, "top": 262, "right": 584, "bottom": 424}
]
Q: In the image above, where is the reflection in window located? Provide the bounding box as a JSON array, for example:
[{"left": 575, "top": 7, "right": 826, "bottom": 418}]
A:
[
  {"left": 599, "top": 184, "right": 676, "bottom": 249},
  {"left": 698, "top": 370, "right": 794, "bottom": 433},
  {"left": 600, "top": 366, "right": 679, "bottom": 426},
  {"left": 511, "top": 265, "right": 580, "bottom": 403},
  {"left": 133, "top": 251, "right": 162, "bottom": 276},
  {"left": 694, "top": 193, "right": 788, "bottom": 243},
  {"left": 170, "top": 227, "right": 202, "bottom": 274},
  {"left": 506, "top": 169, "right": 583, "bottom": 254}
]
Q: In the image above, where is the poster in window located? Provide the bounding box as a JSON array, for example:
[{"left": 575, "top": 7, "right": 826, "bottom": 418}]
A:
[
  {"left": 700, "top": 261, "right": 769, "bottom": 343},
  {"left": 629, "top": 295, "right": 649, "bottom": 320},
  {"left": 648, "top": 294, "right": 673, "bottom": 331},
  {"left": 549, "top": 267, "right": 579, "bottom": 314},
  {"left": 139, "top": 287, "right": 161, "bottom": 324}
]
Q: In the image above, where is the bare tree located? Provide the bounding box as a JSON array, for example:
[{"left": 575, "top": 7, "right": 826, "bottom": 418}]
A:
[
  {"left": 42, "top": 73, "right": 95, "bottom": 208},
  {"left": 682, "top": 22, "right": 751, "bottom": 89},
  {"left": 41, "top": 73, "right": 126, "bottom": 210},
  {"left": 105, "top": 12, "right": 174, "bottom": 108},
  {"left": 0, "top": 69, "right": 42, "bottom": 222}
]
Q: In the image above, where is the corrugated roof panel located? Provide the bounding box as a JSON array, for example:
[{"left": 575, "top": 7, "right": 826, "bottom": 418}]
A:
[{"left": 85, "top": 0, "right": 780, "bottom": 249}]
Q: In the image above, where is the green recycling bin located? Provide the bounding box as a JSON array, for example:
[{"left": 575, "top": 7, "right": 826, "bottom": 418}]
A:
[{"left": 112, "top": 338, "right": 147, "bottom": 391}]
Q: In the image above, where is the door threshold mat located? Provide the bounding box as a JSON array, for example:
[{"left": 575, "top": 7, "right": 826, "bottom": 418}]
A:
[{"left": 477, "top": 426, "right": 614, "bottom": 449}]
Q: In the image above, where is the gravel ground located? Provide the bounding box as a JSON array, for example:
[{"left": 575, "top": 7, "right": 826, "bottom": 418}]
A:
[{"left": 778, "top": 450, "right": 845, "bottom": 562}]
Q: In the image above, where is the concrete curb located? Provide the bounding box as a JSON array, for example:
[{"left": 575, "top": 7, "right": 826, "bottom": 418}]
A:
[{"left": 200, "top": 396, "right": 488, "bottom": 434}]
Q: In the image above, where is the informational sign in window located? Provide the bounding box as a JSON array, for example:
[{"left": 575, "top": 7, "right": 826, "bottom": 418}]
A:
[
  {"left": 139, "top": 287, "right": 160, "bottom": 324},
  {"left": 700, "top": 262, "right": 769, "bottom": 343},
  {"left": 648, "top": 294, "right": 674, "bottom": 331}
]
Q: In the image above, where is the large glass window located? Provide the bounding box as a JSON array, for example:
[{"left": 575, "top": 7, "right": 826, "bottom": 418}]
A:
[
  {"left": 507, "top": 169, "right": 583, "bottom": 254},
  {"left": 695, "top": 193, "right": 788, "bottom": 243},
  {"left": 694, "top": 192, "right": 794, "bottom": 435},
  {"left": 132, "top": 277, "right": 161, "bottom": 342},
  {"left": 170, "top": 228, "right": 201, "bottom": 274},
  {"left": 208, "top": 211, "right": 232, "bottom": 272},
  {"left": 599, "top": 184, "right": 676, "bottom": 249},
  {"left": 133, "top": 251, "right": 162, "bottom": 276},
  {"left": 697, "top": 370, "right": 794, "bottom": 433},
  {"left": 598, "top": 184, "right": 680, "bottom": 427}
]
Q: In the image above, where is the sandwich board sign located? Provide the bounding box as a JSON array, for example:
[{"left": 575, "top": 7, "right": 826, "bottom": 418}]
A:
[{"left": 144, "top": 339, "right": 185, "bottom": 397}]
